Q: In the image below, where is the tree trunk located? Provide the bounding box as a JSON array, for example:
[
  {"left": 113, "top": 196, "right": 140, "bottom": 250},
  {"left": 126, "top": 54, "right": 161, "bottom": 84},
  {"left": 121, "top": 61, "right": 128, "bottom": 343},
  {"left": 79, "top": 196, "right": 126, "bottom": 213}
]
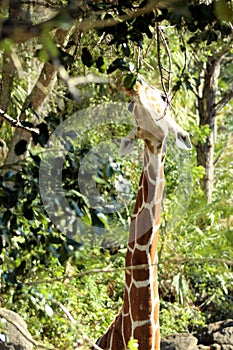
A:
[
  {"left": 196, "top": 55, "right": 221, "bottom": 203},
  {"left": 3, "top": 28, "right": 71, "bottom": 172},
  {"left": 4, "top": 62, "right": 58, "bottom": 170}
]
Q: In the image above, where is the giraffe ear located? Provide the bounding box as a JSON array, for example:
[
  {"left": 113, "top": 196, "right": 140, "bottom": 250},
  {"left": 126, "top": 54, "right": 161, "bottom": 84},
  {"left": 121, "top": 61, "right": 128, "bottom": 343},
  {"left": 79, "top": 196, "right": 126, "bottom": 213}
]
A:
[
  {"left": 120, "top": 137, "right": 136, "bottom": 155},
  {"left": 120, "top": 128, "right": 137, "bottom": 155},
  {"left": 175, "top": 131, "right": 192, "bottom": 150}
]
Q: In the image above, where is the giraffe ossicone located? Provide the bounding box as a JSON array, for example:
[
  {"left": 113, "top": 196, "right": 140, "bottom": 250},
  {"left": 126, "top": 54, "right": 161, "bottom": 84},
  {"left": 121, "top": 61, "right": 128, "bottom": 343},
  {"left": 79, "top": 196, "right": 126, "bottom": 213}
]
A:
[{"left": 94, "top": 76, "right": 191, "bottom": 350}]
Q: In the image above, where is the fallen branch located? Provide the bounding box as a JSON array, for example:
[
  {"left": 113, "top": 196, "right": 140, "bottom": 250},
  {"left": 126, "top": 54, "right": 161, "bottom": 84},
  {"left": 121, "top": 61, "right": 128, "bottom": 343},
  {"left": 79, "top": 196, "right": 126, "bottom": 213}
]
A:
[
  {"left": 52, "top": 299, "right": 103, "bottom": 350},
  {"left": 0, "top": 309, "right": 53, "bottom": 349},
  {"left": 20, "top": 256, "right": 233, "bottom": 287}
]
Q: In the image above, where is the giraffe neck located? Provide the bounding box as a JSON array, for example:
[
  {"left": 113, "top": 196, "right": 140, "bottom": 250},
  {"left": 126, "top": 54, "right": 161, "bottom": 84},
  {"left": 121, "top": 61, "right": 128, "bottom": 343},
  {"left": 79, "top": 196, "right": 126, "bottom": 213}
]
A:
[
  {"left": 122, "top": 144, "right": 164, "bottom": 350},
  {"left": 96, "top": 144, "right": 165, "bottom": 350}
]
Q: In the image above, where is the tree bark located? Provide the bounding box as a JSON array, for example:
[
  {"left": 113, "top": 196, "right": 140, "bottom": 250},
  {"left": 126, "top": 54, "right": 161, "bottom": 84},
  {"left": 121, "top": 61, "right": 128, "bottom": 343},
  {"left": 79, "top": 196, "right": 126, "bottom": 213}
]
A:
[{"left": 0, "top": 52, "right": 15, "bottom": 127}]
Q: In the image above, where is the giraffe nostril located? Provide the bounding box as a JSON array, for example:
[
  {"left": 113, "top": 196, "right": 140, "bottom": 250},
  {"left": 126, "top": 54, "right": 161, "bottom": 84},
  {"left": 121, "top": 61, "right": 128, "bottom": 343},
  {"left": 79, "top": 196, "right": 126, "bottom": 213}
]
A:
[{"left": 128, "top": 100, "right": 134, "bottom": 113}]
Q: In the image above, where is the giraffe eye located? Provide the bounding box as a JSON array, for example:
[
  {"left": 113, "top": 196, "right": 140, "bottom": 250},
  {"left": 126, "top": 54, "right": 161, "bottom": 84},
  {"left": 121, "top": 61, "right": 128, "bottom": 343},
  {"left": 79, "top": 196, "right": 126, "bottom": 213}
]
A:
[{"left": 161, "top": 95, "right": 166, "bottom": 101}]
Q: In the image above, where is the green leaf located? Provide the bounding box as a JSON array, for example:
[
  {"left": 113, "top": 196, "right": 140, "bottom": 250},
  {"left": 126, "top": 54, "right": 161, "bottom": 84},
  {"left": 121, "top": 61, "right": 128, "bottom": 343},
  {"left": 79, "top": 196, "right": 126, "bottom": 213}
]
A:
[
  {"left": 122, "top": 42, "right": 130, "bottom": 57},
  {"left": 96, "top": 56, "right": 106, "bottom": 73},
  {"left": 92, "top": 175, "right": 106, "bottom": 184},
  {"left": 58, "top": 48, "right": 74, "bottom": 68},
  {"left": 127, "top": 338, "right": 139, "bottom": 350},
  {"left": 37, "top": 123, "right": 49, "bottom": 147},
  {"left": 123, "top": 73, "right": 137, "bottom": 89},
  {"left": 96, "top": 212, "right": 110, "bottom": 230},
  {"left": 22, "top": 203, "right": 34, "bottom": 221},
  {"left": 44, "top": 304, "right": 54, "bottom": 317},
  {"left": 35, "top": 48, "right": 50, "bottom": 63},
  {"left": 215, "top": 0, "right": 233, "bottom": 22},
  {"left": 107, "top": 58, "right": 129, "bottom": 74},
  {"left": 40, "top": 31, "right": 59, "bottom": 62},
  {"left": 81, "top": 47, "right": 94, "bottom": 68},
  {"left": 0, "top": 38, "right": 14, "bottom": 53},
  {"left": 15, "top": 260, "right": 26, "bottom": 275},
  {"left": 15, "top": 140, "right": 28, "bottom": 156}
]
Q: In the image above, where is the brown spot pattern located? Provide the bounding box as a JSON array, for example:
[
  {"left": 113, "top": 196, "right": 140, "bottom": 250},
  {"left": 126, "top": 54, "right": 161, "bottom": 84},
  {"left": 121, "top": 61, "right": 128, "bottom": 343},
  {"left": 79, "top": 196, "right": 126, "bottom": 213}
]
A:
[
  {"left": 133, "top": 266, "right": 150, "bottom": 282},
  {"left": 134, "top": 323, "right": 152, "bottom": 350},
  {"left": 135, "top": 207, "right": 153, "bottom": 240},
  {"left": 130, "top": 284, "right": 152, "bottom": 322}
]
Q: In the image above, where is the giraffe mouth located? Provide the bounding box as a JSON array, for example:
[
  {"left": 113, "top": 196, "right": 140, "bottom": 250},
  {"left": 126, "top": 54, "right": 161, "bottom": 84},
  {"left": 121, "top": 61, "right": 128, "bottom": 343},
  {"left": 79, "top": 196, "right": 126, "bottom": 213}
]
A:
[
  {"left": 124, "top": 88, "right": 139, "bottom": 97},
  {"left": 176, "top": 132, "right": 192, "bottom": 150}
]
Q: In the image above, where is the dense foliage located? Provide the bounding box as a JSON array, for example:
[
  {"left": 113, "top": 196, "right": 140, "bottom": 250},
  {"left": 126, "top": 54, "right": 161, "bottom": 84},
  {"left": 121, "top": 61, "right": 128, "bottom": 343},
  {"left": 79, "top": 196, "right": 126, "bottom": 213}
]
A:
[{"left": 0, "top": 0, "right": 232, "bottom": 349}]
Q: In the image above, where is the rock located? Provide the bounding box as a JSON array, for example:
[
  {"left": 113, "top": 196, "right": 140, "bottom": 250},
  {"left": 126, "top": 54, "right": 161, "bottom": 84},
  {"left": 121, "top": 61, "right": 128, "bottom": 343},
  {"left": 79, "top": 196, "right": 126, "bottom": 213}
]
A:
[
  {"left": 194, "top": 319, "right": 233, "bottom": 350},
  {"left": 161, "top": 333, "right": 198, "bottom": 350},
  {"left": 0, "top": 345, "right": 21, "bottom": 350},
  {"left": 0, "top": 308, "right": 33, "bottom": 350},
  {"left": 161, "top": 319, "right": 233, "bottom": 350}
]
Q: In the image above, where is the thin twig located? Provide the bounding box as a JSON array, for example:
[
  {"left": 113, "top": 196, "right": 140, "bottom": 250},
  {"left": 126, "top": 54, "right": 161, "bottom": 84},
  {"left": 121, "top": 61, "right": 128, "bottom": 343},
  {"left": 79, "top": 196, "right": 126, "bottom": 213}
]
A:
[
  {"left": 156, "top": 24, "right": 173, "bottom": 119},
  {"left": 137, "top": 46, "right": 142, "bottom": 71},
  {"left": 156, "top": 23, "right": 168, "bottom": 99},
  {"left": 144, "top": 35, "right": 154, "bottom": 59},
  {"left": 214, "top": 150, "right": 225, "bottom": 167},
  {"left": 214, "top": 136, "right": 232, "bottom": 167},
  {"left": 142, "top": 58, "right": 155, "bottom": 71},
  {"left": 170, "top": 257, "right": 233, "bottom": 267},
  {"left": 171, "top": 29, "right": 188, "bottom": 102},
  {"left": 96, "top": 31, "right": 106, "bottom": 47},
  {"left": 158, "top": 25, "right": 173, "bottom": 96},
  {"left": 21, "top": 263, "right": 157, "bottom": 286}
]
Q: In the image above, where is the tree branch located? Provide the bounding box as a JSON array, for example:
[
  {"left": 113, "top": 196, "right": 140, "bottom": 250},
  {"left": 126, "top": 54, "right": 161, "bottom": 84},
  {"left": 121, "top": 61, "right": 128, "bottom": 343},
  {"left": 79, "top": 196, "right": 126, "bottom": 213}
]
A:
[
  {"left": 0, "top": 0, "right": 162, "bottom": 44},
  {"left": 215, "top": 87, "right": 233, "bottom": 114},
  {"left": 0, "top": 108, "right": 39, "bottom": 134}
]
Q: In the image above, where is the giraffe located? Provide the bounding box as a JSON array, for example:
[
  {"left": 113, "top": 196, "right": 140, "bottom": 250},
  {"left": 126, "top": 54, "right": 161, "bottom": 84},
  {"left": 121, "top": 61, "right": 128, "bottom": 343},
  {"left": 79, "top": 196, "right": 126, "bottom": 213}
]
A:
[{"left": 94, "top": 76, "right": 192, "bottom": 350}]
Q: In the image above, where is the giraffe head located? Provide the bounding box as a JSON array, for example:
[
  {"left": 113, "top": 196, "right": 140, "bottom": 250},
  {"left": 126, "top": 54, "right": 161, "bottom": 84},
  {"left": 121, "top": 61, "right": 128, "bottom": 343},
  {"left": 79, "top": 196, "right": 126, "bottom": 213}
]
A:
[{"left": 121, "top": 75, "right": 192, "bottom": 155}]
